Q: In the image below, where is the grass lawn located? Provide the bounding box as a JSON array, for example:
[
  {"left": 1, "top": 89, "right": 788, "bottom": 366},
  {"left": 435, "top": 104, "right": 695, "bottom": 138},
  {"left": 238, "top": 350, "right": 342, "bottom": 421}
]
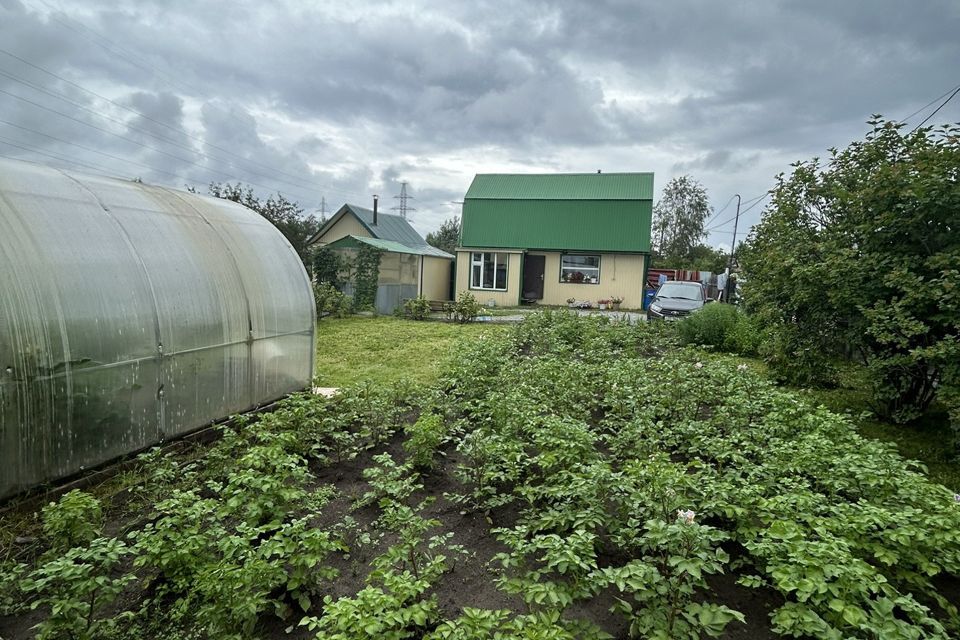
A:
[{"left": 314, "top": 316, "right": 509, "bottom": 387}]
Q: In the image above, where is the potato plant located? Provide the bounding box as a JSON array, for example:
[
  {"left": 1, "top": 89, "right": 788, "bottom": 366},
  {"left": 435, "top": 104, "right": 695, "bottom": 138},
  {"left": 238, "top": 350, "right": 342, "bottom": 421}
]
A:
[{"left": 438, "top": 312, "right": 960, "bottom": 638}]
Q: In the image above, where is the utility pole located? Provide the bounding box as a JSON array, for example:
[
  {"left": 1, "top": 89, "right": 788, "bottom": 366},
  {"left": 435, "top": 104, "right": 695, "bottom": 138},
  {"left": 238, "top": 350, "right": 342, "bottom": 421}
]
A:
[
  {"left": 725, "top": 194, "right": 741, "bottom": 302},
  {"left": 392, "top": 182, "right": 416, "bottom": 219}
]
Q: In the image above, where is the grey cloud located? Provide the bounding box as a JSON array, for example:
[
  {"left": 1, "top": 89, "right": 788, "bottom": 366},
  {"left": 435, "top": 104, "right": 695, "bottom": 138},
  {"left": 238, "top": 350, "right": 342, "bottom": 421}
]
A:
[{"left": 1, "top": 0, "right": 958, "bottom": 248}]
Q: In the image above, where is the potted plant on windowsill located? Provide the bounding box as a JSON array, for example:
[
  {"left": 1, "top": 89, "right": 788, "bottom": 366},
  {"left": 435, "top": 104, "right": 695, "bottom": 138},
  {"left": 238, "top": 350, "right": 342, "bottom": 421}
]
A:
[{"left": 610, "top": 295, "right": 623, "bottom": 311}]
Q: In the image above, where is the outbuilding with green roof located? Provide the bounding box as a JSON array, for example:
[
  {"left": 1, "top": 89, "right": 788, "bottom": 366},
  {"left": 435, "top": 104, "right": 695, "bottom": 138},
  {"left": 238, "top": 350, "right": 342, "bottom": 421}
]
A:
[
  {"left": 308, "top": 202, "right": 453, "bottom": 313},
  {"left": 457, "top": 172, "right": 653, "bottom": 308}
]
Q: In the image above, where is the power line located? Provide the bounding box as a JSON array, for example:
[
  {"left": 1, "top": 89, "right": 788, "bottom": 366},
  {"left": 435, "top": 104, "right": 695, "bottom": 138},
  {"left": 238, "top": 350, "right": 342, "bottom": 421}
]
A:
[
  {"left": 0, "top": 118, "right": 193, "bottom": 183},
  {"left": 391, "top": 182, "right": 416, "bottom": 219},
  {"left": 899, "top": 82, "right": 960, "bottom": 124},
  {"left": 0, "top": 47, "right": 359, "bottom": 197},
  {"left": 0, "top": 61, "right": 352, "bottom": 199},
  {"left": 0, "top": 135, "right": 140, "bottom": 177},
  {"left": 0, "top": 86, "right": 336, "bottom": 203},
  {"left": 911, "top": 85, "right": 960, "bottom": 133},
  {"left": 12, "top": 5, "right": 371, "bottom": 203},
  {"left": 706, "top": 193, "right": 768, "bottom": 231},
  {"left": 705, "top": 194, "right": 737, "bottom": 228},
  {"left": 32, "top": 0, "right": 209, "bottom": 99}
]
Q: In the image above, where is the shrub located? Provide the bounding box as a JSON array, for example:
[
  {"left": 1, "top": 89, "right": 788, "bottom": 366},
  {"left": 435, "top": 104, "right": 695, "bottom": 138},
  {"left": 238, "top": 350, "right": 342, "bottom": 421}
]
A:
[
  {"left": 725, "top": 310, "right": 763, "bottom": 356},
  {"left": 403, "top": 296, "right": 432, "bottom": 321},
  {"left": 450, "top": 292, "right": 482, "bottom": 324},
  {"left": 740, "top": 117, "right": 960, "bottom": 425},
  {"left": 677, "top": 304, "right": 765, "bottom": 357},
  {"left": 759, "top": 321, "right": 838, "bottom": 387},
  {"left": 315, "top": 282, "right": 353, "bottom": 318},
  {"left": 311, "top": 247, "right": 346, "bottom": 289},
  {"left": 677, "top": 303, "right": 739, "bottom": 350}
]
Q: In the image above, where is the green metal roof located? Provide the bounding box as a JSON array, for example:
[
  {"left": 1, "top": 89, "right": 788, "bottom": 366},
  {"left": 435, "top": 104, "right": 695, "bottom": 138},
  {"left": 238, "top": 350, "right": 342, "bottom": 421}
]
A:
[
  {"left": 465, "top": 173, "right": 654, "bottom": 201},
  {"left": 311, "top": 204, "right": 452, "bottom": 258},
  {"left": 460, "top": 173, "right": 653, "bottom": 253},
  {"left": 326, "top": 234, "right": 452, "bottom": 258}
]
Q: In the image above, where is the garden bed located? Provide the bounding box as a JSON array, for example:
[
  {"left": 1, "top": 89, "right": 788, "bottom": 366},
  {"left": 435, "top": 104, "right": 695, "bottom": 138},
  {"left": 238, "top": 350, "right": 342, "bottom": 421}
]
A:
[{"left": 2, "top": 312, "right": 959, "bottom": 639}]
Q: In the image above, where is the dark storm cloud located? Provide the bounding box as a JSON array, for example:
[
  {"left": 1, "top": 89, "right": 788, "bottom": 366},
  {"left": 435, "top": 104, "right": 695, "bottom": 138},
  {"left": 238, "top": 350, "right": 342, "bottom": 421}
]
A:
[{"left": 0, "top": 0, "right": 957, "bottom": 243}]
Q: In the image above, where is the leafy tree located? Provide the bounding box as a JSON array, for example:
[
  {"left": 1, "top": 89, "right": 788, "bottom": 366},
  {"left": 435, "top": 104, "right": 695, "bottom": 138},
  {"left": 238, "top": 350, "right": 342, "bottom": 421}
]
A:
[
  {"left": 426, "top": 217, "right": 460, "bottom": 255},
  {"left": 740, "top": 117, "right": 960, "bottom": 431},
  {"left": 686, "top": 243, "right": 728, "bottom": 273},
  {"left": 652, "top": 176, "right": 712, "bottom": 266},
  {"left": 311, "top": 247, "right": 346, "bottom": 289},
  {"left": 208, "top": 182, "right": 320, "bottom": 263}
]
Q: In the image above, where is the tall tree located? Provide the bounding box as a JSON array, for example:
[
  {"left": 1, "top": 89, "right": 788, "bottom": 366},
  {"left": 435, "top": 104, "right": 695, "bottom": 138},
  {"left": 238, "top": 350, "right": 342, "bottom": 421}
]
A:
[
  {"left": 208, "top": 182, "right": 320, "bottom": 262},
  {"left": 426, "top": 216, "right": 461, "bottom": 254},
  {"left": 652, "top": 175, "right": 712, "bottom": 266}
]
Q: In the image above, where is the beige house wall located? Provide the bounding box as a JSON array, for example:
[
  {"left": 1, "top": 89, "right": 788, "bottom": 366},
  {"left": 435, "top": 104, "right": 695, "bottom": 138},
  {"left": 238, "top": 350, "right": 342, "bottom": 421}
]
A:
[
  {"left": 314, "top": 214, "right": 369, "bottom": 245},
  {"left": 420, "top": 256, "right": 452, "bottom": 300},
  {"left": 456, "top": 250, "right": 647, "bottom": 309},
  {"left": 455, "top": 250, "right": 523, "bottom": 307},
  {"left": 531, "top": 251, "right": 646, "bottom": 309}
]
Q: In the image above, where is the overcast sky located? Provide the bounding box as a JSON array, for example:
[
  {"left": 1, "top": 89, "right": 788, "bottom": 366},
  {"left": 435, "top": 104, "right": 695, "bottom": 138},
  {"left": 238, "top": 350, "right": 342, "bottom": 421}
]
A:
[{"left": 1, "top": 0, "right": 958, "bottom": 248}]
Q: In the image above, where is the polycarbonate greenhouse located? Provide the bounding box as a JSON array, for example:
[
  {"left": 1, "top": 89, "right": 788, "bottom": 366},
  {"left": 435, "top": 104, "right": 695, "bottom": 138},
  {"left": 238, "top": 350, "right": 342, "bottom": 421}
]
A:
[{"left": 0, "top": 158, "right": 316, "bottom": 499}]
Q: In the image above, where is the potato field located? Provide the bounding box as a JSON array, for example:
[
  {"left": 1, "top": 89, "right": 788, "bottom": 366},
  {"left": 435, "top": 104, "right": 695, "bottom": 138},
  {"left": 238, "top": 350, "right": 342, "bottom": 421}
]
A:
[{"left": 2, "top": 311, "right": 959, "bottom": 640}]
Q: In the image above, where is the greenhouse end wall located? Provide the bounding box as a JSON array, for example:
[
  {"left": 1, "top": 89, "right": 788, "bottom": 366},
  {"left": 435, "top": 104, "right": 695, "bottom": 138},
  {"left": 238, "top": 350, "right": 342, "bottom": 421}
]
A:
[{"left": 0, "top": 159, "right": 316, "bottom": 499}]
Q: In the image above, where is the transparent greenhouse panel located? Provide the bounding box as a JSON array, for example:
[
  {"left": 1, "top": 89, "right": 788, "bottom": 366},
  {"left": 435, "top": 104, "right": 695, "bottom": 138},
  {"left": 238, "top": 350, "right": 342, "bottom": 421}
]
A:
[
  {"left": 0, "top": 159, "right": 315, "bottom": 499},
  {"left": 250, "top": 333, "right": 315, "bottom": 406}
]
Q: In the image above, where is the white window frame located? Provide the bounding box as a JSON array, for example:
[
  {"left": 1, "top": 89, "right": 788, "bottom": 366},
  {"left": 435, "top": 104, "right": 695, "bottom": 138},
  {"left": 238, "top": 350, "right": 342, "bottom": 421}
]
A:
[
  {"left": 560, "top": 254, "right": 601, "bottom": 285},
  {"left": 470, "top": 252, "right": 508, "bottom": 291}
]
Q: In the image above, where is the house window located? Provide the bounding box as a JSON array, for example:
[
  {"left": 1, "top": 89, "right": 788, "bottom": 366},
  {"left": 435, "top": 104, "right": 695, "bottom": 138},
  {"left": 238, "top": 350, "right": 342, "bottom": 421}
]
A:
[
  {"left": 470, "top": 252, "right": 508, "bottom": 290},
  {"left": 560, "top": 254, "right": 601, "bottom": 284}
]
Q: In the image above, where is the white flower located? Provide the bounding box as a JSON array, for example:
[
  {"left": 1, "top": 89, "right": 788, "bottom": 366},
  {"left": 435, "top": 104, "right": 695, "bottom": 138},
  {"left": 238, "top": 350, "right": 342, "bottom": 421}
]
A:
[
  {"left": 737, "top": 363, "right": 749, "bottom": 372},
  {"left": 677, "top": 509, "right": 696, "bottom": 525},
  {"left": 954, "top": 493, "right": 960, "bottom": 503},
  {"left": 694, "top": 362, "right": 704, "bottom": 369}
]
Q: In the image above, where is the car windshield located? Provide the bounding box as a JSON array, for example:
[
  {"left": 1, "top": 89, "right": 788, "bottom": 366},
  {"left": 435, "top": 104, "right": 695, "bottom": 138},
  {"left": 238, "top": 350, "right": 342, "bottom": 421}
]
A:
[{"left": 656, "top": 282, "right": 703, "bottom": 300}]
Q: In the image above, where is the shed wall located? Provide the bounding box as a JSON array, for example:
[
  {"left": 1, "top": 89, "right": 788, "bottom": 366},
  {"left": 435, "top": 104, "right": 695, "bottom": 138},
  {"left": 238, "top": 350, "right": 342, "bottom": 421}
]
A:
[
  {"left": 420, "top": 256, "right": 452, "bottom": 300},
  {"left": 314, "top": 213, "right": 370, "bottom": 245}
]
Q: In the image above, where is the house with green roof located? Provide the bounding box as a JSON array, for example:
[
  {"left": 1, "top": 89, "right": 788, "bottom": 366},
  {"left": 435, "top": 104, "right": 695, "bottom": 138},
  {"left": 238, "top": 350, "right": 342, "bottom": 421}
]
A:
[
  {"left": 457, "top": 173, "right": 653, "bottom": 308},
  {"left": 308, "top": 202, "right": 453, "bottom": 313}
]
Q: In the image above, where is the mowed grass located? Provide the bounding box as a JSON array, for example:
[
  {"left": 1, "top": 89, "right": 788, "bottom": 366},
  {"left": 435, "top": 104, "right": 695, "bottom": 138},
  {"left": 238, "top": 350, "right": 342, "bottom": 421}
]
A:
[{"left": 314, "top": 316, "right": 509, "bottom": 387}]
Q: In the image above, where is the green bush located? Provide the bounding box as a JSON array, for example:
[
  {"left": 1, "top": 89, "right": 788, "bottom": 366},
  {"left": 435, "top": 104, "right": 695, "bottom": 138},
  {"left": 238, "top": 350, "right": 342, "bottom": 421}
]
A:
[
  {"left": 677, "top": 303, "right": 762, "bottom": 355},
  {"left": 314, "top": 282, "right": 353, "bottom": 319},
  {"left": 677, "top": 303, "right": 738, "bottom": 350},
  {"left": 740, "top": 118, "right": 960, "bottom": 425},
  {"left": 403, "top": 296, "right": 432, "bottom": 321},
  {"left": 21, "top": 537, "right": 134, "bottom": 640},
  {"left": 311, "top": 247, "right": 346, "bottom": 289},
  {"left": 759, "top": 321, "right": 839, "bottom": 387},
  {"left": 450, "top": 292, "right": 482, "bottom": 324}
]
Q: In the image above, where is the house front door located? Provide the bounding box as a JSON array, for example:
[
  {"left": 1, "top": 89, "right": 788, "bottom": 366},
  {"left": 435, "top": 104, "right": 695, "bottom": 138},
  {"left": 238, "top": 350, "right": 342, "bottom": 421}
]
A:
[{"left": 522, "top": 254, "right": 545, "bottom": 300}]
